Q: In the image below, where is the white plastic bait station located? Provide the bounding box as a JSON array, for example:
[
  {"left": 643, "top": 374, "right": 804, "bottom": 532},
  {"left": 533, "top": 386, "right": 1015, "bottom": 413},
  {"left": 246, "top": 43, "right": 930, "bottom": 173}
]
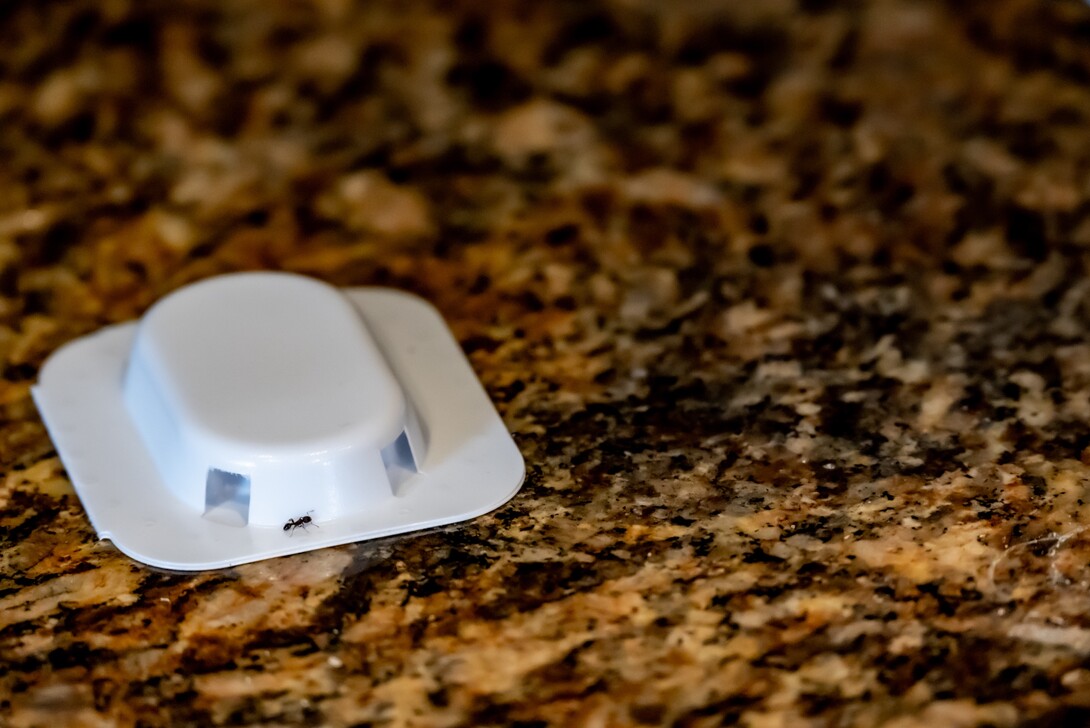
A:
[{"left": 33, "top": 272, "right": 525, "bottom": 570}]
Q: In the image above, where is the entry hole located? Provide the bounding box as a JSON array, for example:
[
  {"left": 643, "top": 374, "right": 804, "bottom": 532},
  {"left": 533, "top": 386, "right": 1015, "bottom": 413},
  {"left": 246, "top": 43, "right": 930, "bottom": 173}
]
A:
[
  {"left": 204, "top": 468, "right": 250, "bottom": 526},
  {"left": 381, "top": 432, "right": 418, "bottom": 494}
]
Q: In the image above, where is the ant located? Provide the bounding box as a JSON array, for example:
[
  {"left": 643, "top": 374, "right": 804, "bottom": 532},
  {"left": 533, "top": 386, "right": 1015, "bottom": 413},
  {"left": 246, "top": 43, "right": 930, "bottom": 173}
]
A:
[{"left": 283, "top": 511, "right": 318, "bottom": 536}]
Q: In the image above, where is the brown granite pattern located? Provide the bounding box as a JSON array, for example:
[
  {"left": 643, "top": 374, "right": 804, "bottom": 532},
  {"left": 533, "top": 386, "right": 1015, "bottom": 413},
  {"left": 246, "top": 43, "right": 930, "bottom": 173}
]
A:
[{"left": 4, "top": 0, "right": 1090, "bottom": 725}]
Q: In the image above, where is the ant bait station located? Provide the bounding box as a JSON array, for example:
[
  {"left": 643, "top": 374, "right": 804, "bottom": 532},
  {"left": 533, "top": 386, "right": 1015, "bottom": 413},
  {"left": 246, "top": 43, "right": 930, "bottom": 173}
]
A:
[{"left": 33, "top": 272, "right": 525, "bottom": 570}]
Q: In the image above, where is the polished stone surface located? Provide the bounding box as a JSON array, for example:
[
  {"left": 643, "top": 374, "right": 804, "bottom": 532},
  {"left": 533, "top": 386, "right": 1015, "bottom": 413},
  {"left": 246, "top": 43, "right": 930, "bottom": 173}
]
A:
[{"left": 4, "top": 0, "right": 1090, "bottom": 725}]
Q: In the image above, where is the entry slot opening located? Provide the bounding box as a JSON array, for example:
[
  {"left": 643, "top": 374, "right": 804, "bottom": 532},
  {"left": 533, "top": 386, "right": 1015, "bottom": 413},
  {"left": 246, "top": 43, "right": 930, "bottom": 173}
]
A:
[{"left": 204, "top": 468, "right": 251, "bottom": 526}]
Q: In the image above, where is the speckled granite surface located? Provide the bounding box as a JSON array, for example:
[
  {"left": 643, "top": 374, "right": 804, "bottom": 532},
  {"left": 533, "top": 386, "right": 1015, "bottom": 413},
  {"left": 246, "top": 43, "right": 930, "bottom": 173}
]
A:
[{"left": 4, "top": 0, "right": 1090, "bottom": 726}]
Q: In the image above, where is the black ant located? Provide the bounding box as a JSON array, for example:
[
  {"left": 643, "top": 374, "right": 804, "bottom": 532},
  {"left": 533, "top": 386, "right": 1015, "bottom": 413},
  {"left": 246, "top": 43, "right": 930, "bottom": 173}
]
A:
[{"left": 283, "top": 511, "right": 318, "bottom": 536}]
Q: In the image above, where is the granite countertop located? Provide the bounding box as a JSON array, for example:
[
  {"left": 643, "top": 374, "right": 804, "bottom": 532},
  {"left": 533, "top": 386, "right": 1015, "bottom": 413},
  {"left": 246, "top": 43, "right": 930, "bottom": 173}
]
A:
[{"left": 4, "top": 0, "right": 1090, "bottom": 725}]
